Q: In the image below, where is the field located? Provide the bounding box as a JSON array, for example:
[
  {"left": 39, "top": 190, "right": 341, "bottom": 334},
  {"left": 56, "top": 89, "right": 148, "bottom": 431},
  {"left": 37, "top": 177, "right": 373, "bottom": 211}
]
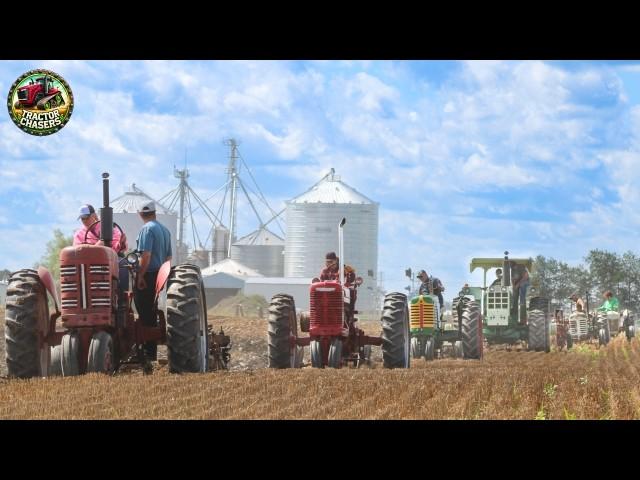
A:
[{"left": 1, "top": 307, "right": 640, "bottom": 419}]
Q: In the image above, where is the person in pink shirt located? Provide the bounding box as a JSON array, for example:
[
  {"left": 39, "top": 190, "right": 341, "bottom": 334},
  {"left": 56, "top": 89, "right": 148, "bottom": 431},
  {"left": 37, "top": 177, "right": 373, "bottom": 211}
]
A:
[{"left": 73, "top": 204, "right": 127, "bottom": 254}]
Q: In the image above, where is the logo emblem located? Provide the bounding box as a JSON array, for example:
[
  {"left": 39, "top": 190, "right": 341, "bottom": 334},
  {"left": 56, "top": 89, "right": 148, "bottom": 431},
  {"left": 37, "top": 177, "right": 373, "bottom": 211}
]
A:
[{"left": 7, "top": 69, "right": 74, "bottom": 136}]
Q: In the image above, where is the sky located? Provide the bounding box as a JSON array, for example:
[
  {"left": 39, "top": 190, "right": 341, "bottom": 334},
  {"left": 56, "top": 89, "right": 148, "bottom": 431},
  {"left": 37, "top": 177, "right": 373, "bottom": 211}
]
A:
[{"left": 1, "top": 60, "right": 640, "bottom": 297}]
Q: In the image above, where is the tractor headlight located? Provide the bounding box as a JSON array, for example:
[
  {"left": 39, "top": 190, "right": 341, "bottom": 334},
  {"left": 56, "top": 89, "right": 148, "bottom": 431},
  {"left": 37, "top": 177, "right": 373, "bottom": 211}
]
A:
[
  {"left": 501, "top": 286, "right": 507, "bottom": 292},
  {"left": 530, "top": 287, "right": 536, "bottom": 294},
  {"left": 126, "top": 252, "right": 139, "bottom": 265},
  {"left": 489, "top": 287, "right": 494, "bottom": 292}
]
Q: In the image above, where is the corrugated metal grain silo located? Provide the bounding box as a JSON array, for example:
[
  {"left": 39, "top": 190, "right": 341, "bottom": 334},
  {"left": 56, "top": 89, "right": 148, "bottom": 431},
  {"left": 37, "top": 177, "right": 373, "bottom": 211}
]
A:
[
  {"left": 284, "top": 170, "right": 378, "bottom": 311},
  {"left": 230, "top": 226, "right": 284, "bottom": 277}
]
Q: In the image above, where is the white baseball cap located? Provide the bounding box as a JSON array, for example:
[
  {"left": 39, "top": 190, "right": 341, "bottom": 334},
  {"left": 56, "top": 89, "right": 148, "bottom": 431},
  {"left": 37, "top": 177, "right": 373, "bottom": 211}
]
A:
[
  {"left": 137, "top": 200, "right": 156, "bottom": 213},
  {"left": 78, "top": 204, "right": 96, "bottom": 219}
]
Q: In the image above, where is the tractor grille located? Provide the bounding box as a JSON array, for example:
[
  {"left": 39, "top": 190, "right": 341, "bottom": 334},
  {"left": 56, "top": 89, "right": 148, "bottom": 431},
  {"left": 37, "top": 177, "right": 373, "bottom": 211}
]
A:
[
  {"left": 17, "top": 89, "right": 27, "bottom": 100},
  {"left": 61, "top": 299, "right": 77, "bottom": 308},
  {"left": 60, "top": 263, "right": 112, "bottom": 312},
  {"left": 91, "top": 296, "right": 111, "bottom": 308},
  {"left": 410, "top": 297, "right": 435, "bottom": 329},
  {"left": 310, "top": 285, "right": 343, "bottom": 330},
  {"left": 569, "top": 312, "right": 589, "bottom": 338},
  {"left": 60, "top": 265, "right": 77, "bottom": 276},
  {"left": 487, "top": 291, "right": 509, "bottom": 309}
]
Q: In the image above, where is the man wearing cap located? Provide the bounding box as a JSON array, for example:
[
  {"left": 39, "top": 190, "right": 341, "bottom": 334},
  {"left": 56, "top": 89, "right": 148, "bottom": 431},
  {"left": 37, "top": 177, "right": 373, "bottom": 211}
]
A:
[
  {"left": 417, "top": 269, "right": 445, "bottom": 310},
  {"left": 73, "top": 204, "right": 127, "bottom": 254},
  {"left": 134, "top": 200, "right": 172, "bottom": 361},
  {"left": 320, "top": 251, "right": 355, "bottom": 286},
  {"left": 490, "top": 268, "right": 503, "bottom": 287},
  {"left": 569, "top": 293, "right": 585, "bottom": 313}
]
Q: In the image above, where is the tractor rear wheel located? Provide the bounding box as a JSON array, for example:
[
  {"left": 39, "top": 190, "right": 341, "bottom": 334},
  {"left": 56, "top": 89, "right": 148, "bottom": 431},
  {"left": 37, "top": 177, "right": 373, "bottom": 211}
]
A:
[
  {"left": 461, "top": 299, "right": 483, "bottom": 359},
  {"left": 527, "top": 309, "right": 548, "bottom": 352},
  {"left": 327, "top": 338, "right": 342, "bottom": 368},
  {"left": 267, "top": 294, "right": 299, "bottom": 368},
  {"left": 49, "top": 345, "right": 62, "bottom": 376},
  {"left": 411, "top": 336, "right": 424, "bottom": 359},
  {"left": 381, "top": 293, "right": 410, "bottom": 368},
  {"left": 87, "top": 331, "right": 114, "bottom": 374},
  {"left": 310, "top": 340, "right": 323, "bottom": 368},
  {"left": 424, "top": 337, "right": 435, "bottom": 361},
  {"left": 166, "top": 265, "right": 209, "bottom": 373},
  {"left": 61, "top": 332, "right": 80, "bottom": 376},
  {"left": 4, "top": 269, "right": 50, "bottom": 378}
]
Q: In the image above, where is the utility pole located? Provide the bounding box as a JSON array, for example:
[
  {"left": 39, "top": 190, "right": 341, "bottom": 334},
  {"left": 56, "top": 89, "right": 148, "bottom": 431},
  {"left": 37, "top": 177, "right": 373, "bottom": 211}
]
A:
[
  {"left": 174, "top": 165, "right": 189, "bottom": 264},
  {"left": 224, "top": 138, "right": 239, "bottom": 257}
]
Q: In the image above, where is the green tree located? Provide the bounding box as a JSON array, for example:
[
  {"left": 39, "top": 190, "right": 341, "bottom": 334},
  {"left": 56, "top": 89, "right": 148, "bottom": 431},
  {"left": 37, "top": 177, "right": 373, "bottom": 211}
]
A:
[
  {"left": 584, "top": 249, "right": 624, "bottom": 302},
  {"left": 620, "top": 251, "right": 640, "bottom": 311},
  {"left": 36, "top": 229, "right": 73, "bottom": 279}
]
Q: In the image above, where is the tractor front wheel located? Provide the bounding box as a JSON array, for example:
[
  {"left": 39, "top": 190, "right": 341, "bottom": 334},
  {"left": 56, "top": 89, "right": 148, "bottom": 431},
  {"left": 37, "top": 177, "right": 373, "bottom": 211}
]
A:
[
  {"left": 411, "top": 336, "right": 424, "bottom": 359},
  {"left": 166, "top": 265, "right": 209, "bottom": 373},
  {"left": 4, "top": 269, "right": 50, "bottom": 378},
  {"left": 627, "top": 325, "right": 636, "bottom": 342},
  {"left": 310, "top": 340, "right": 323, "bottom": 368},
  {"left": 381, "top": 293, "right": 410, "bottom": 368},
  {"left": 87, "top": 331, "right": 114, "bottom": 374},
  {"left": 424, "top": 337, "right": 435, "bottom": 361},
  {"left": 61, "top": 332, "right": 80, "bottom": 376},
  {"left": 453, "top": 340, "right": 463, "bottom": 358},
  {"left": 327, "top": 338, "right": 342, "bottom": 368},
  {"left": 49, "top": 345, "right": 62, "bottom": 376}
]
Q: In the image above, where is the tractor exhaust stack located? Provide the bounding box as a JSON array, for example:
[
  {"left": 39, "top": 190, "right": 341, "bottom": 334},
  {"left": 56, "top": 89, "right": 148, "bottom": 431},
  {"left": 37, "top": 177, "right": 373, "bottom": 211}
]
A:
[
  {"left": 502, "top": 251, "right": 511, "bottom": 288},
  {"left": 339, "top": 217, "right": 346, "bottom": 286},
  {"left": 100, "top": 172, "right": 113, "bottom": 248}
]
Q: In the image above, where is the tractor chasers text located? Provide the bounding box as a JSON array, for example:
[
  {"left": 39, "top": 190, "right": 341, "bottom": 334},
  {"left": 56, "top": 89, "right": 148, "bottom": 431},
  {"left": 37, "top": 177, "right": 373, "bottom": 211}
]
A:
[{"left": 19, "top": 109, "right": 61, "bottom": 129}]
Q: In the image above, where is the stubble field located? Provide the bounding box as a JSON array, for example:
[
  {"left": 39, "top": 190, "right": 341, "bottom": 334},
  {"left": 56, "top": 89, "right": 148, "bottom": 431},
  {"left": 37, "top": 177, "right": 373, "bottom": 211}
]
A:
[{"left": 1, "top": 308, "right": 639, "bottom": 419}]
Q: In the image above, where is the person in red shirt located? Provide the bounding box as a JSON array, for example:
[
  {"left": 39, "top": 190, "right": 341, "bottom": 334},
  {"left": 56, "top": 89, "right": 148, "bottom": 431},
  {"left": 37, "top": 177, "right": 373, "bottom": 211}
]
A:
[{"left": 319, "top": 251, "right": 355, "bottom": 286}]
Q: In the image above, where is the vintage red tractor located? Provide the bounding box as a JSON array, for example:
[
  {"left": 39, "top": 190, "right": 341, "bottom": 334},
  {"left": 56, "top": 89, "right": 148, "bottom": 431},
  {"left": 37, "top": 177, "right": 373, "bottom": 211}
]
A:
[
  {"left": 4, "top": 173, "right": 211, "bottom": 378},
  {"left": 267, "top": 218, "right": 410, "bottom": 369},
  {"left": 554, "top": 309, "right": 573, "bottom": 350},
  {"left": 14, "top": 75, "right": 66, "bottom": 110}
]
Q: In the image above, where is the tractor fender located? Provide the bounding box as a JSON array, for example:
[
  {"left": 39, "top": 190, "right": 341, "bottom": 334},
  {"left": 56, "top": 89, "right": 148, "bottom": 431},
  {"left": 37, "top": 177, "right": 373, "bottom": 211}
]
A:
[
  {"left": 37, "top": 266, "right": 60, "bottom": 313},
  {"left": 155, "top": 261, "right": 171, "bottom": 299}
]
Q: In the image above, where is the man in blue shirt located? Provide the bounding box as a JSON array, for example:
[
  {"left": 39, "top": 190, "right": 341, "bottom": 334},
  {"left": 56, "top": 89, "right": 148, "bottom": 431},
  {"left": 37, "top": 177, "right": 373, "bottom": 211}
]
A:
[{"left": 134, "top": 200, "right": 172, "bottom": 361}]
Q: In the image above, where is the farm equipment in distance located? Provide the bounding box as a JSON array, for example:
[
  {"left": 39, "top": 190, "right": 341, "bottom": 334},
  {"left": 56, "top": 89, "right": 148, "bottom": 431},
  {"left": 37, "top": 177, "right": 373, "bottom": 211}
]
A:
[
  {"left": 469, "top": 252, "right": 551, "bottom": 352},
  {"left": 267, "top": 218, "right": 410, "bottom": 370},
  {"left": 409, "top": 287, "right": 483, "bottom": 361}
]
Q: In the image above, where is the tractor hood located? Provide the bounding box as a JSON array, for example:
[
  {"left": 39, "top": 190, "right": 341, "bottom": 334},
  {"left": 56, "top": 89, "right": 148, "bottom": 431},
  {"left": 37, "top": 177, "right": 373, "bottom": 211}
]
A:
[{"left": 470, "top": 257, "right": 533, "bottom": 273}]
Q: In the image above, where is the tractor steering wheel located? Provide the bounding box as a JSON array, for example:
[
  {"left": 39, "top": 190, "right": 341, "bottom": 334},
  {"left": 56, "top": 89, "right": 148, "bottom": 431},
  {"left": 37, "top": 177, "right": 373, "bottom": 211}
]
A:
[{"left": 83, "top": 220, "right": 125, "bottom": 247}]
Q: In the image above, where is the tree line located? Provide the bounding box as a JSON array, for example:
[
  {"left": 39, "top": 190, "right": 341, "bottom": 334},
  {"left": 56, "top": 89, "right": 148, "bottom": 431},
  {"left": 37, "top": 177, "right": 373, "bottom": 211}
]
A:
[{"left": 530, "top": 250, "right": 640, "bottom": 311}]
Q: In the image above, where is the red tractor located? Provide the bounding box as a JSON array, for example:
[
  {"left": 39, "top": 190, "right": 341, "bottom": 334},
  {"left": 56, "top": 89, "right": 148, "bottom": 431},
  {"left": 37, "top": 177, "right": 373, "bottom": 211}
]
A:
[
  {"left": 3, "top": 173, "right": 210, "bottom": 378},
  {"left": 267, "top": 218, "right": 410, "bottom": 369},
  {"left": 14, "top": 75, "right": 66, "bottom": 110},
  {"left": 554, "top": 309, "right": 573, "bottom": 350}
]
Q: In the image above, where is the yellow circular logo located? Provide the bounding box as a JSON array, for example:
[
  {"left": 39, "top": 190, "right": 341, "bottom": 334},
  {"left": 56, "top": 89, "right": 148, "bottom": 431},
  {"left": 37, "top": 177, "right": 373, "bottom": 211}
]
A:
[{"left": 7, "top": 69, "right": 74, "bottom": 136}]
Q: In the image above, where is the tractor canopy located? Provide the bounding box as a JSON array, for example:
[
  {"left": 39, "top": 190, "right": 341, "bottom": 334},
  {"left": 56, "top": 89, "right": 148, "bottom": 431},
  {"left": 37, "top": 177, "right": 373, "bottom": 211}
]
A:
[{"left": 469, "top": 257, "right": 533, "bottom": 274}]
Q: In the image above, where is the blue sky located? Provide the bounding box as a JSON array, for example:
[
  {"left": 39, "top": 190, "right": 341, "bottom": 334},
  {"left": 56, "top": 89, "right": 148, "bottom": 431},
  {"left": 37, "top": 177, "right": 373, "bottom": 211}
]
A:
[{"left": 1, "top": 60, "right": 640, "bottom": 296}]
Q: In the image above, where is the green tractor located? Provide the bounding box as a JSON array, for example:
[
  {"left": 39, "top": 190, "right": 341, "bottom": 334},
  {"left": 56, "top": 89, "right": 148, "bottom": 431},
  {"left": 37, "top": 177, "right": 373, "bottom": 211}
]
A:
[
  {"left": 409, "top": 288, "right": 483, "bottom": 361},
  {"left": 469, "top": 252, "right": 551, "bottom": 352}
]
